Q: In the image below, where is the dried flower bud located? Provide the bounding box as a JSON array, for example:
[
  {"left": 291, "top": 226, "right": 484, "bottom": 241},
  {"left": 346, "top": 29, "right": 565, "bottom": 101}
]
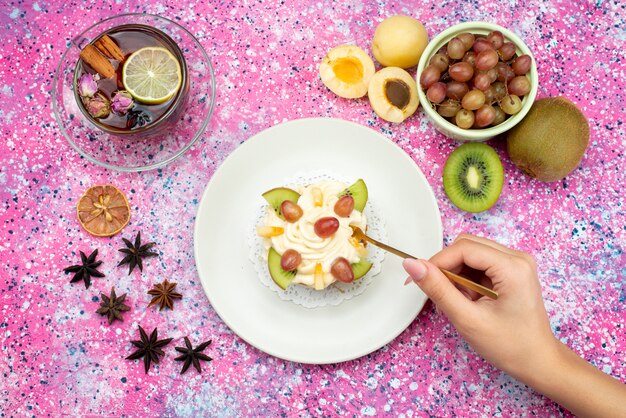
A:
[
  {"left": 84, "top": 93, "right": 110, "bottom": 119},
  {"left": 78, "top": 73, "right": 98, "bottom": 98},
  {"left": 111, "top": 90, "right": 134, "bottom": 116}
]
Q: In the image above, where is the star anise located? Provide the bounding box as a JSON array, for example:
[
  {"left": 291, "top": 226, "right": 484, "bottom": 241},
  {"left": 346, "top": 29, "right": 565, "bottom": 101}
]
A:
[
  {"left": 126, "top": 326, "right": 173, "bottom": 373},
  {"left": 147, "top": 279, "right": 182, "bottom": 311},
  {"left": 118, "top": 231, "right": 158, "bottom": 275},
  {"left": 96, "top": 287, "right": 130, "bottom": 324},
  {"left": 63, "top": 249, "right": 105, "bottom": 289},
  {"left": 174, "top": 337, "right": 212, "bottom": 374}
]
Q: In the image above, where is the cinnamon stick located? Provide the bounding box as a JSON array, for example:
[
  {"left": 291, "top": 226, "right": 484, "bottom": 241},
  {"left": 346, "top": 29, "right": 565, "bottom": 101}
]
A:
[
  {"left": 80, "top": 44, "right": 115, "bottom": 78},
  {"left": 94, "top": 35, "right": 125, "bottom": 62}
]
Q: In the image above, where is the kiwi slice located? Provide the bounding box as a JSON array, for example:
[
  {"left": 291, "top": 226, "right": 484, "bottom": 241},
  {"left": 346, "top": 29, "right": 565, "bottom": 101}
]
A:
[
  {"left": 267, "top": 247, "right": 296, "bottom": 290},
  {"left": 338, "top": 179, "right": 368, "bottom": 212},
  {"left": 352, "top": 258, "right": 372, "bottom": 280},
  {"left": 262, "top": 187, "right": 301, "bottom": 220},
  {"left": 443, "top": 143, "right": 503, "bottom": 213}
]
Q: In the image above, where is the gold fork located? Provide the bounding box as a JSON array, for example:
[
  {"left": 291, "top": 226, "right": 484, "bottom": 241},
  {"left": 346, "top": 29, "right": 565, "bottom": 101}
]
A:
[{"left": 350, "top": 226, "right": 498, "bottom": 300}]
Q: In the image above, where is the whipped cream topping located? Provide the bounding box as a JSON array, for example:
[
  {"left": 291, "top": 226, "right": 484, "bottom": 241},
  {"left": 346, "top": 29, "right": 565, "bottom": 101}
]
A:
[{"left": 263, "top": 180, "right": 367, "bottom": 288}]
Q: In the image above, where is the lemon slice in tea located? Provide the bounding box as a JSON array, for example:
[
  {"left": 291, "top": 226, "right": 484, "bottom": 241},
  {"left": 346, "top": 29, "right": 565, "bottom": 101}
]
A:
[
  {"left": 76, "top": 184, "right": 131, "bottom": 237},
  {"left": 122, "top": 47, "right": 182, "bottom": 104}
]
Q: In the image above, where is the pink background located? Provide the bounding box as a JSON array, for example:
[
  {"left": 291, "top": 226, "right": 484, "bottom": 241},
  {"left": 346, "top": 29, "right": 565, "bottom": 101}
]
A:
[{"left": 1, "top": 0, "right": 625, "bottom": 416}]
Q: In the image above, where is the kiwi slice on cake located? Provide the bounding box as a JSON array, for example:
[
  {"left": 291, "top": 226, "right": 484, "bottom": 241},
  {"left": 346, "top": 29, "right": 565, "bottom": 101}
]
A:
[
  {"left": 262, "top": 187, "right": 301, "bottom": 220},
  {"left": 338, "top": 179, "right": 368, "bottom": 212},
  {"left": 352, "top": 258, "right": 372, "bottom": 280},
  {"left": 268, "top": 247, "right": 296, "bottom": 289},
  {"left": 443, "top": 143, "right": 503, "bottom": 213}
]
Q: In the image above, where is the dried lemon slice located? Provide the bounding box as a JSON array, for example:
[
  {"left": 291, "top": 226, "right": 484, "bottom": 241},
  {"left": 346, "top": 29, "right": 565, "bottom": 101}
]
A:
[{"left": 76, "top": 184, "right": 130, "bottom": 237}]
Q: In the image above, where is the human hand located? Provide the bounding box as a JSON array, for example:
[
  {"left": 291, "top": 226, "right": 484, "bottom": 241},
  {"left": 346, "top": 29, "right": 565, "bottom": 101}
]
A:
[{"left": 403, "top": 234, "right": 559, "bottom": 381}]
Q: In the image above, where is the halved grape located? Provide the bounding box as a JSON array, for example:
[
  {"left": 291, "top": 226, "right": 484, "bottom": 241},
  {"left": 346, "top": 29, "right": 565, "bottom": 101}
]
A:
[
  {"left": 314, "top": 217, "right": 339, "bottom": 238},
  {"left": 281, "top": 200, "right": 303, "bottom": 223},
  {"left": 331, "top": 257, "right": 354, "bottom": 283},
  {"left": 281, "top": 249, "right": 302, "bottom": 272},
  {"left": 334, "top": 195, "right": 354, "bottom": 217}
]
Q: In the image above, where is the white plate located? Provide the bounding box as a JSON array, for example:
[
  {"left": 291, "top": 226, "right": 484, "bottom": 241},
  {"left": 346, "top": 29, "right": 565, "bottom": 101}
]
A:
[{"left": 194, "top": 118, "right": 442, "bottom": 364}]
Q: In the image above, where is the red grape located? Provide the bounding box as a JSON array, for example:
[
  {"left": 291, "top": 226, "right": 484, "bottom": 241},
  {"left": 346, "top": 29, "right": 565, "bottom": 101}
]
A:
[
  {"left": 462, "top": 51, "right": 476, "bottom": 67},
  {"left": 437, "top": 99, "right": 461, "bottom": 117},
  {"left": 496, "top": 62, "right": 515, "bottom": 82},
  {"left": 457, "top": 32, "right": 475, "bottom": 50},
  {"left": 512, "top": 54, "right": 532, "bottom": 75},
  {"left": 430, "top": 53, "right": 449, "bottom": 72},
  {"left": 475, "top": 104, "right": 496, "bottom": 127},
  {"left": 427, "top": 82, "right": 447, "bottom": 104},
  {"left": 447, "top": 37, "right": 465, "bottom": 60},
  {"left": 486, "top": 68, "right": 498, "bottom": 83},
  {"left": 487, "top": 31, "right": 504, "bottom": 49},
  {"left": 334, "top": 195, "right": 354, "bottom": 217},
  {"left": 462, "top": 90, "right": 486, "bottom": 110},
  {"left": 314, "top": 217, "right": 339, "bottom": 238},
  {"left": 484, "top": 85, "right": 496, "bottom": 103},
  {"left": 476, "top": 49, "right": 499, "bottom": 71},
  {"left": 508, "top": 76, "right": 531, "bottom": 96},
  {"left": 500, "top": 94, "right": 522, "bottom": 114},
  {"left": 473, "top": 38, "right": 494, "bottom": 54},
  {"left": 330, "top": 257, "right": 354, "bottom": 283},
  {"left": 491, "top": 106, "right": 506, "bottom": 125},
  {"left": 491, "top": 81, "right": 507, "bottom": 100},
  {"left": 449, "top": 62, "right": 474, "bottom": 82},
  {"left": 420, "top": 65, "right": 441, "bottom": 89},
  {"left": 498, "top": 42, "right": 516, "bottom": 61},
  {"left": 446, "top": 81, "right": 469, "bottom": 100},
  {"left": 281, "top": 200, "right": 303, "bottom": 222},
  {"left": 455, "top": 109, "right": 475, "bottom": 129},
  {"left": 281, "top": 249, "right": 301, "bottom": 271},
  {"left": 474, "top": 72, "right": 492, "bottom": 91}
]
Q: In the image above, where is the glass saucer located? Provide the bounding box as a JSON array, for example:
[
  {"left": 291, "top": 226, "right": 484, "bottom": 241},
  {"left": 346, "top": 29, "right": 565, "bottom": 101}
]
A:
[{"left": 52, "top": 13, "right": 215, "bottom": 172}]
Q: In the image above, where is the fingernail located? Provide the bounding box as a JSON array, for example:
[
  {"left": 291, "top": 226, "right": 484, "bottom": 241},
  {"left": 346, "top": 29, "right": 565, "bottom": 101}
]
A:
[
  {"left": 402, "top": 258, "right": 428, "bottom": 282},
  {"left": 404, "top": 276, "right": 413, "bottom": 286}
]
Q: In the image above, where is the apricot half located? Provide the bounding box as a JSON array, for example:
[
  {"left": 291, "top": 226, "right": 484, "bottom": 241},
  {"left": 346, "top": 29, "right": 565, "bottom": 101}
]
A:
[
  {"left": 368, "top": 67, "right": 419, "bottom": 123},
  {"left": 319, "top": 45, "right": 375, "bottom": 99}
]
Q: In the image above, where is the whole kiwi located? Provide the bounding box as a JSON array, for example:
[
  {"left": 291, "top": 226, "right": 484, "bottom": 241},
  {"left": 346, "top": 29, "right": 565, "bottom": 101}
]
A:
[{"left": 506, "top": 97, "right": 589, "bottom": 182}]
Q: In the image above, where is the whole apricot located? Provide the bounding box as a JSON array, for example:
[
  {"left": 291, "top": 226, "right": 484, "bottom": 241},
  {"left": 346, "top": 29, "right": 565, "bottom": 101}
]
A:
[{"left": 372, "top": 16, "right": 428, "bottom": 68}]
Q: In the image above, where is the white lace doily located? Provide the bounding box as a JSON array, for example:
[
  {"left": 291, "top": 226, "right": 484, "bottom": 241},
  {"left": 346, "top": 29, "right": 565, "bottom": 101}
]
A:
[{"left": 247, "top": 170, "right": 387, "bottom": 308}]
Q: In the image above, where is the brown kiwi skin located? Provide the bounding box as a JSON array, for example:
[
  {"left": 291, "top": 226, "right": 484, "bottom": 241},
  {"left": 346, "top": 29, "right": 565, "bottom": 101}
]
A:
[{"left": 506, "top": 97, "right": 589, "bottom": 182}]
